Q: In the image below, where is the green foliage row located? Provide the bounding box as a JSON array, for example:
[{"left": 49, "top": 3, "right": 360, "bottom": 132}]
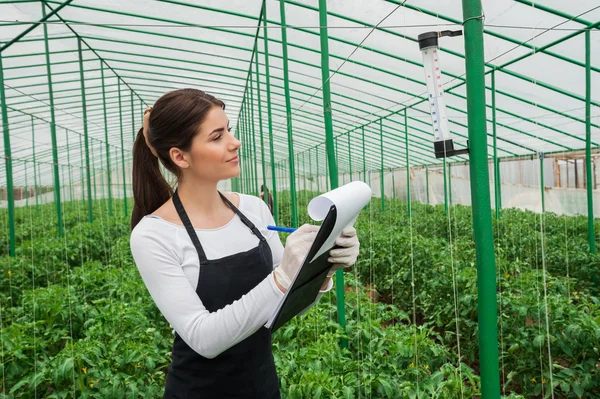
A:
[{"left": 0, "top": 192, "right": 598, "bottom": 397}]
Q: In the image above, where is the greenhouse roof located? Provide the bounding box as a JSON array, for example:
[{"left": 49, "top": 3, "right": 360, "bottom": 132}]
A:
[{"left": 1, "top": 0, "right": 599, "bottom": 185}]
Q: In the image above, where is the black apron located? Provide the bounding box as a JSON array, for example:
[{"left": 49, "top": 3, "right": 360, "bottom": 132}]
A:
[{"left": 163, "top": 190, "right": 281, "bottom": 399}]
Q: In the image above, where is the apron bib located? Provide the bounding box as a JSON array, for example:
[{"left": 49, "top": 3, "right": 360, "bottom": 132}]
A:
[{"left": 163, "top": 190, "right": 280, "bottom": 399}]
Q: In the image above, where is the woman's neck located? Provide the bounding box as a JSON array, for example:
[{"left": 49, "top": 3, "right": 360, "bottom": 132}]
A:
[{"left": 176, "top": 177, "right": 223, "bottom": 216}]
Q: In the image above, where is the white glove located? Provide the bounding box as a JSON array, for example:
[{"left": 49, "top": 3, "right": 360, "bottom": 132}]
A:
[
  {"left": 273, "top": 224, "right": 319, "bottom": 291},
  {"left": 327, "top": 227, "right": 360, "bottom": 278}
]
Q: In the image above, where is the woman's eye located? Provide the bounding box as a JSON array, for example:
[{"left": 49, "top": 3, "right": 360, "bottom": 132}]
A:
[
  {"left": 213, "top": 135, "right": 222, "bottom": 141},
  {"left": 227, "top": 127, "right": 232, "bottom": 132}
]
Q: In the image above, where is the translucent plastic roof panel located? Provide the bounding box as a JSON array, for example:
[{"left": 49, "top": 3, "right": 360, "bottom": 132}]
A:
[{"left": 1, "top": 0, "right": 599, "bottom": 186}]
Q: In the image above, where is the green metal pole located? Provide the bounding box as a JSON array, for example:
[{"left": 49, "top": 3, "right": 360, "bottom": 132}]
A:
[
  {"left": 92, "top": 142, "right": 97, "bottom": 201},
  {"left": 309, "top": 148, "right": 313, "bottom": 194},
  {"left": 380, "top": 119, "right": 385, "bottom": 211},
  {"left": 302, "top": 151, "right": 306, "bottom": 204},
  {"left": 540, "top": 153, "right": 546, "bottom": 214},
  {"left": 25, "top": 160, "right": 29, "bottom": 207},
  {"left": 42, "top": 4, "right": 64, "bottom": 237},
  {"left": 316, "top": 145, "right": 321, "bottom": 194},
  {"left": 118, "top": 80, "right": 127, "bottom": 216},
  {"left": 492, "top": 70, "right": 501, "bottom": 219},
  {"left": 391, "top": 168, "right": 395, "bottom": 200},
  {"left": 66, "top": 129, "right": 73, "bottom": 202},
  {"left": 78, "top": 38, "right": 93, "bottom": 223},
  {"left": 240, "top": 101, "right": 246, "bottom": 193},
  {"left": 405, "top": 111, "right": 411, "bottom": 218},
  {"left": 318, "top": 0, "right": 345, "bottom": 349},
  {"left": 585, "top": 30, "right": 596, "bottom": 254},
  {"left": 100, "top": 63, "right": 113, "bottom": 217},
  {"left": 250, "top": 68, "right": 259, "bottom": 197},
  {"left": 335, "top": 139, "right": 340, "bottom": 184},
  {"left": 362, "top": 127, "right": 366, "bottom": 183},
  {"left": 0, "top": 49, "right": 16, "bottom": 256},
  {"left": 255, "top": 49, "right": 268, "bottom": 207},
  {"left": 262, "top": 1, "right": 278, "bottom": 224},
  {"left": 462, "top": 0, "right": 501, "bottom": 397},
  {"left": 279, "top": 0, "right": 298, "bottom": 228},
  {"left": 31, "top": 115, "right": 39, "bottom": 213},
  {"left": 131, "top": 90, "right": 135, "bottom": 142},
  {"left": 426, "top": 164, "right": 430, "bottom": 205},
  {"left": 348, "top": 133, "right": 353, "bottom": 181}
]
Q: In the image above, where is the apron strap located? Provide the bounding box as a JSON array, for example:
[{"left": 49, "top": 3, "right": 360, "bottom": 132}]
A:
[
  {"left": 218, "top": 192, "right": 267, "bottom": 243},
  {"left": 172, "top": 189, "right": 210, "bottom": 264}
]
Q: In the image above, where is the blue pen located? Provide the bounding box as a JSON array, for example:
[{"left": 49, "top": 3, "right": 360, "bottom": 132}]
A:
[{"left": 267, "top": 225, "right": 297, "bottom": 233}]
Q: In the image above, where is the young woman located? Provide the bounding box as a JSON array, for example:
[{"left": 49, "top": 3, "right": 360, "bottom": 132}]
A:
[{"left": 129, "top": 88, "right": 360, "bottom": 398}]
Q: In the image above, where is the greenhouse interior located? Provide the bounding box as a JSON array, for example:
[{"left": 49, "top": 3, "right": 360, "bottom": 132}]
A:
[{"left": 1, "top": 0, "right": 599, "bottom": 398}]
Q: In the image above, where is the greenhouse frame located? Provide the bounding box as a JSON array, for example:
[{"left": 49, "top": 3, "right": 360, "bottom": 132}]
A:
[{"left": 1, "top": 0, "right": 599, "bottom": 398}]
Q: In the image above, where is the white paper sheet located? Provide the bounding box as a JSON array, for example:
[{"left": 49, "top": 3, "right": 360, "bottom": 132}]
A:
[
  {"left": 306, "top": 181, "right": 372, "bottom": 262},
  {"left": 266, "top": 181, "right": 372, "bottom": 329}
]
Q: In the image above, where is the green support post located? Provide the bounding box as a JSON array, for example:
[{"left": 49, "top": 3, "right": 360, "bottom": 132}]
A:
[
  {"left": 585, "top": 30, "right": 596, "bottom": 253},
  {"left": 66, "top": 129, "right": 73, "bottom": 202},
  {"left": 255, "top": 49, "right": 268, "bottom": 207},
  {"left": 131, "top": 90, "right": 135, "bottom": 142},
  {"left": 100, "top": 63, "right": 113, "bottom": 217},
  {"left": 25, "top": 160, "right": 29, "bottom": 207},
  {"left": 240, "top": 101, "right": 246, "bottom": 193},
  {"left": 380, "top": 119, "right": 385, "bottom": 211},
  {"left": 262, "top": 1, "right": 278, "bottom": 224},
  {"left": 0, "top": 49, "right": 16, "bottom": 256},
  {"left": 92, "top": 142, "right": 97, "bottom": 201},
  {"left": 31, "top": 115, "right": 39, "bottom": 213},
  {"left": 426, "top": 165, "right": 430, "bottom": 205},
  {"left": 318, "top": 0, "right": 345, "bottom": 349},
  {"left": 79, "top": 38, "right": 93, "bottom": 223},
  {"left": 362, "top": 127, "right": 366, "bottom": 183},
  {"left": 405, "top": 111, "right": 411, "bottom": 218},
  {"left": 348, "top": 133, "right": 353, "bottom": 182},
  {"left": 492, "top": 70, "right": 501, "bottom": 219},
  {"left": 316, "top": 145, "right": 321, "bottom": 194},
  {"left": 335, "top": 139, "right": 339, "bottom": 184},
  {"left": 391, "top": 168, "right": 395, "bottom": 200},
  {"left": 250, "top": 70, "right": 259, "bottom": 197},
  {"left": 540, "top": 153, "right": 546, "bottom": 214},
  {"left": 280, "top": 0, "right": 298, "bottom": 228},
  {"left": 462, "top": 0, "right": 501, "bottom": 397},
  {"left": 309, "top": 148, "right": 313, "bottom": 194},
  {"left": 118, "top": 80, "right": 127, "bottom": 216},
  {"left": 42, "top": 4, "right": 64, "bottom": 236}
]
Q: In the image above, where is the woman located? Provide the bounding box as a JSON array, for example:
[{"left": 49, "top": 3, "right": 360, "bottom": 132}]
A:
[{"left": 129, "top": 89, "right": 360, "bottom": 398}]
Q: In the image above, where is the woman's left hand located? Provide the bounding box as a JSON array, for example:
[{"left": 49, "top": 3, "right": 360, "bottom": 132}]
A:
[{"left": 327, "top": 227, "right": 360, "bottom": 277}]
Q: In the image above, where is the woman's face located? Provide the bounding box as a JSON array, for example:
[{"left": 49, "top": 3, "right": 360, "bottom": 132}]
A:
[{"left": 182, "top": 106, "right": 241, "bottom": 182}]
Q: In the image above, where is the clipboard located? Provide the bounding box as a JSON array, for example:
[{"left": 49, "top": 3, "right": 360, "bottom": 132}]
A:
[{"left": 266, "top": 205, "right": 338, "bottom": 332}]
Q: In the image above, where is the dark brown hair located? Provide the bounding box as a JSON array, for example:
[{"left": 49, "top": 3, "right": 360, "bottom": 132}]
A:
[{"left": 131, "top": 88, "right": 225, "bottom": 229}]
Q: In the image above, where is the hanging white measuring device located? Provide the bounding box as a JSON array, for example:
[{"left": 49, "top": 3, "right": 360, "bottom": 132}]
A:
[{"left": 418, "top": 30, "right": 469, "bottom": 159}]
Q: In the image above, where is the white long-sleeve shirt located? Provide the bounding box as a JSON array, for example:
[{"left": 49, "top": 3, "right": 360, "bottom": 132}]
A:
[{"left": 130, "top": 193, "right": 333, "bottom": 359}]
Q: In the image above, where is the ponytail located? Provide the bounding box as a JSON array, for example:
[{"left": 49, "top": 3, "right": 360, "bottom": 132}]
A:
[{"left": 131, "top": 127, "right": 173, "bottom": 230}]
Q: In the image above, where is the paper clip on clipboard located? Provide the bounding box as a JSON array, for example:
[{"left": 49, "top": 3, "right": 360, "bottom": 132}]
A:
[{"left": 266, "top": 205, "right": 338, "bottom": 332}]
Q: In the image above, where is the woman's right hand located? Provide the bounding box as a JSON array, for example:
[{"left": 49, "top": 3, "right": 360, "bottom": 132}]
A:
[{"left": 273, "top": 224, "right": 319, "bottom": 293}]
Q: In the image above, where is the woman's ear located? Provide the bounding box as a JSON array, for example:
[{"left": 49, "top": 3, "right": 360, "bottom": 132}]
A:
[{"left": 170, "top": 148, "right": 190, "bottom": 169}]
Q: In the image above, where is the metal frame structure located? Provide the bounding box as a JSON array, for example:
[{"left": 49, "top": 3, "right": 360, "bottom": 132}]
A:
[{"left": 1, "top": 1, "right": 599, "bottom": 397}]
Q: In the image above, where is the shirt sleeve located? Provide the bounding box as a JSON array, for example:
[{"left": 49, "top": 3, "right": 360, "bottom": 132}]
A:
[
  {"left": 130, "top": 222, "right": 285, "bottom": 359},
  {"left": 255, "top": 197, "right": 334, "bottom": 319}
]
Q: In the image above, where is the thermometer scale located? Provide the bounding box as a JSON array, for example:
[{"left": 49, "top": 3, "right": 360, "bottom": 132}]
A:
[{"left": 417, "top": 30, "right": 469, "bottom": 159}]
